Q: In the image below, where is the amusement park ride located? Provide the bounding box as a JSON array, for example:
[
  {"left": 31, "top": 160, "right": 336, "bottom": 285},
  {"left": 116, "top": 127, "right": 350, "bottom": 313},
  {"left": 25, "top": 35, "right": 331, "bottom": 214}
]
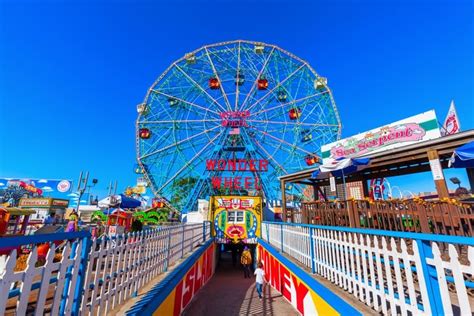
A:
[{"left": 135, "top": 40, "right": 342, "bottom": 215}]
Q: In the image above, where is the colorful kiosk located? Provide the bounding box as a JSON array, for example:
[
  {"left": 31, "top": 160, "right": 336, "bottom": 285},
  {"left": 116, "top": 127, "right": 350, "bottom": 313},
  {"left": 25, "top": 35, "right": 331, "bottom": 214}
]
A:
[
  {"left": 0, "top": 207, "right": 36, "bottom": 236},
  {"left": 18, "top": 197, "right": 69, "bottom": 222}
]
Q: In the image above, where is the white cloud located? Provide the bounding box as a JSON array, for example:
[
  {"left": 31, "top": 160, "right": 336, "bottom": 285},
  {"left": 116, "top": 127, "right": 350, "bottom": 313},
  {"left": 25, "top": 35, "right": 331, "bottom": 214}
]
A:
[
  {"left": 80, "top": 200, "right": 87, "bottom": 203},
  {"left": 38, "top": 179, "right": 48, "bottom": 183},
  {"left": 0, "top": 183, "right": 4, "bottom": 186},
  {"left": 68, "top": 193, "right": 79, "bottom": 197},
  {"left": 41, "top": 186, "right": 54, "bottom": 192}
]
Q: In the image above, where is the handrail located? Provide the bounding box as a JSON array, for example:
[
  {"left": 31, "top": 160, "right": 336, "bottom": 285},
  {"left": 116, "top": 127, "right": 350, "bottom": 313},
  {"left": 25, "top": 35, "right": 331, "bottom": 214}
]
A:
[
  {"left": 0, "top": 230, "right": 91, "bottom": 248},
  {"left": 263, "top": 221, "right": 474, "bottom": 245}
]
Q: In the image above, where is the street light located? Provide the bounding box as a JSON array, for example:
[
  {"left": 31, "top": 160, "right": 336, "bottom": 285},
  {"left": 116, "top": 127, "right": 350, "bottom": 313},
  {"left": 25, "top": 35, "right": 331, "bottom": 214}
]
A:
[
  {"left": 450, "top": 177, "right": 461, "bottom": 188},
  {"left": 75, "top": 172, "right": 98, "bottom": 212}
]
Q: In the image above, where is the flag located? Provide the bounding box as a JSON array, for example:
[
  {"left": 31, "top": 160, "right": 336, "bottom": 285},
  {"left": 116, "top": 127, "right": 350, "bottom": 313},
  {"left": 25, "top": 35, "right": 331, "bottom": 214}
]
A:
[
  {"left": 442, "top": 100, "right": 461, "bottom": 136},
  {"left": 229, "top": 128, "right": 240, "bottom": 135}
]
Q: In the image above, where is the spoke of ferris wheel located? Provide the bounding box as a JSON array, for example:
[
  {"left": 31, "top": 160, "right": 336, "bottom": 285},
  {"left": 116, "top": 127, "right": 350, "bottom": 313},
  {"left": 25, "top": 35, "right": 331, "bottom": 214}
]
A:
[
  {"left": 251, "top": 91, "right": 327, "bottom": 117},
  {"left": 174, "top": 63, "right": 227, "bottom": 113},
  {"left": 204, "top": 47, "right": 233, "bottom": 112},
  {"left": 247, "top": 119, "right": 338, "bottom": 128},
  {"left": 140, "top": 119, "right": 220, "bottom": 124},
  {"left": 157, "top": 131, "right": 223, "bottom": 192},
  {"left": 253, "top": 139, "right": 305, "bottom": 192},
  {"left": 245, "top": 63, "right": 307, "bottom": 113},
  {"left": 151, "top": 89, "right": 221, "bottom": 117},
  {"left": 253, "top": 139, "right": 288, "bottom": 174},
  {"left": 234, "top": 42, "right": 241, "bottom": 111},
  {"left": 249, "top": 126, "right": 314, "bottom": 156},
  {"left": 258, "top": 135, "right": 300, "bottom": 159},
  {"left": 238, "top": 47, "right": 276, "bottom": 112},
  {"left": 140, "top": 125, "right": 221, "bottom": 160}
]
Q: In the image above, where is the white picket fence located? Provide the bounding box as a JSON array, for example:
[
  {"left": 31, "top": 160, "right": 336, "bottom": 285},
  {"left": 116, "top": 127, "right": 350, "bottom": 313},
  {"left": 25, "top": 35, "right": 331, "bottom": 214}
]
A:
[
  {"left": 0, "top": 222, "right": 211, "bottom": 316},
  {"left": 262, "top": 222, "right": 474, "bottom": 316}
]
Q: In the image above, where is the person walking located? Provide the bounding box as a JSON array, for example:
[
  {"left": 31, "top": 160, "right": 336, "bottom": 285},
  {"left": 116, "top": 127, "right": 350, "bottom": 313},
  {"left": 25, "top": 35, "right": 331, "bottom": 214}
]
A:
[
  {"left": 254, "top": 262, "right": 265, "bottom": 300},
  {"left": 65, "top": 212, "right": 78, "bottom": 232},
  {"left": 240, "top": 246, "right": 252, "bottom": 278}
]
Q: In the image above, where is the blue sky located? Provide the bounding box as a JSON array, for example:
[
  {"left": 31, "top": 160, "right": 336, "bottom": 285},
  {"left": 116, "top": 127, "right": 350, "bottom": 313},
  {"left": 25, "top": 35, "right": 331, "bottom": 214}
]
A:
[{"left": 0, "top": 0, "right": 472, "bottom": 199}]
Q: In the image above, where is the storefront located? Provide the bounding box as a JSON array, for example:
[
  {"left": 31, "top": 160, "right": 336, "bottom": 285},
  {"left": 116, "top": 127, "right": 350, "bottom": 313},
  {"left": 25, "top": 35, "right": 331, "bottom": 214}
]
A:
[{"left": 18, "top": 198, "right": 70, "bottom": 221}]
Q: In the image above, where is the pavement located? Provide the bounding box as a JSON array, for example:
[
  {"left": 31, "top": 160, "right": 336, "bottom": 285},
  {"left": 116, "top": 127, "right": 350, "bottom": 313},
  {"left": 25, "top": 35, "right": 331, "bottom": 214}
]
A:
[{"left": 182, "top": 251, "right": 298, "bottom": 316}]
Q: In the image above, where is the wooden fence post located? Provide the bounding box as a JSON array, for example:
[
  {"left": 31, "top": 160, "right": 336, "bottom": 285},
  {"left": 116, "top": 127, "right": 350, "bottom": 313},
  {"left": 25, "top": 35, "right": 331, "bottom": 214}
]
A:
[
  {"left": 416, "top": 203, "right": 431, "bottom": 233},
  {"left": 347, "top": 200, "right": 360, "bottom": 228}
]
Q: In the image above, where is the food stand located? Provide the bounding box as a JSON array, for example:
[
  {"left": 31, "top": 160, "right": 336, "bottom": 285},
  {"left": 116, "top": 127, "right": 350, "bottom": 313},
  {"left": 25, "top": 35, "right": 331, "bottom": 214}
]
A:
[{"left": 18, "top": 198, "right": 69, "bottom": 222}]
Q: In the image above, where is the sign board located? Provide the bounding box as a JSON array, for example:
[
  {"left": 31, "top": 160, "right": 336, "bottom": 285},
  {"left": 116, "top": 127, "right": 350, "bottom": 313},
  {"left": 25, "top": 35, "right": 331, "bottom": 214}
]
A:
[
  {"left": 321, "top": 110, "right": 441, "bottom": 163},
  {"left": 429, "top": 159, "right": 444, "bottom": 180},
  {"left": 329, "top": 176, "right": 336, "bottom": 192},
  {"left": 108, "top": 225, "right": 125, "bottom": 237},
  {"left": 19, "top": 198, "right": 69, "bottom": 208}
]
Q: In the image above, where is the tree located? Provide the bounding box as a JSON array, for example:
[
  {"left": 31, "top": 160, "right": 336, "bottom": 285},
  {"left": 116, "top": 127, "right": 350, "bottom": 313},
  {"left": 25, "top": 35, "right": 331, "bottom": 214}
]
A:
[{"left": 170, "top": 177, "right": 197, "bottom": 210}]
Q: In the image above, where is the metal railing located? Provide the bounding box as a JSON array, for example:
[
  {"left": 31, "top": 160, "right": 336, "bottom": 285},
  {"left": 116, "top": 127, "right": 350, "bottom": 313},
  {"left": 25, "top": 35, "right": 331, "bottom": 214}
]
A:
[
  {"left": 0, "top": 222, "right": 211, "bottom": 315},
  {"left": 262, "top": 221, "right": 474, "bottom": 315}
]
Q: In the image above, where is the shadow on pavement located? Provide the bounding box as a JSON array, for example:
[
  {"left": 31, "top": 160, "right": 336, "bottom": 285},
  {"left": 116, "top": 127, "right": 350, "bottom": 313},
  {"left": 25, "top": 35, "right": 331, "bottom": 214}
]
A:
[{"left": 183, "top": 250, "right": 297, "bottom": 316}]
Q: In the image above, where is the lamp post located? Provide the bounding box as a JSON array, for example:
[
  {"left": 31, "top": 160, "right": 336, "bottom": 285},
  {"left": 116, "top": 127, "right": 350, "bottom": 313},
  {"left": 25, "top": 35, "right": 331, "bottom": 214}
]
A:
[{"left": 75, "top": 172, "right": 98, "bottom": 212}]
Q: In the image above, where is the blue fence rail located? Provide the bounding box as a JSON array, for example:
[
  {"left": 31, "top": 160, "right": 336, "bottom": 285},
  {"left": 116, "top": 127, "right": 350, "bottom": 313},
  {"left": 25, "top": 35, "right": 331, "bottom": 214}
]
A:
[{"left": 262, "top": 221, "right": 474, "bottom": 316}]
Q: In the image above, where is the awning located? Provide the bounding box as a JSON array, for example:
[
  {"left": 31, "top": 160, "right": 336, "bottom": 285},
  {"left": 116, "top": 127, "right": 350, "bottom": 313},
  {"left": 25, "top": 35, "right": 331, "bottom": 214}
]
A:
[
  {"left": 98, "top": 194, "right": 141, "bottom": 209},
  {"left": 449, "top": 141, "right": 474, "bottom": 168},
  {"left": 311, "top": 157, "right": 371, "bottom": 179},
  {"left": 0, "top": 207, "right": 36, "bottom": 216}
]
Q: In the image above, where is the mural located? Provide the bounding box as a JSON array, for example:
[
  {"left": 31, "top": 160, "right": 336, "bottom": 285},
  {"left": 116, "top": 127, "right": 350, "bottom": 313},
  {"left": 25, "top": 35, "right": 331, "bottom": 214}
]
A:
[
  {"left": 209, "top": 196, "right": 261, "bottom": 244},
  {"left": 144, "top": 242, "right": 215, "bottom": 316},
  {"left": 258, "top": 241, "right": 361, "bottom": 316},
  {"left": 0, "top": 178, "right": 73, "bottom": 207}
]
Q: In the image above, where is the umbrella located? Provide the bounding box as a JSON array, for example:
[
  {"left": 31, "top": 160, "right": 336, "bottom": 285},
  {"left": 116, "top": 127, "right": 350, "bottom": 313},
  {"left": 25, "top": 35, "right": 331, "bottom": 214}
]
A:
[
  {"left": 311, "top": 157, "right": 370, "bottom": 178},
  {"left": 311, "top": 157, "right": 371, "bottom": 199},
  {"left": 449, "top": 141, "right": 474, "bottom": 168}
]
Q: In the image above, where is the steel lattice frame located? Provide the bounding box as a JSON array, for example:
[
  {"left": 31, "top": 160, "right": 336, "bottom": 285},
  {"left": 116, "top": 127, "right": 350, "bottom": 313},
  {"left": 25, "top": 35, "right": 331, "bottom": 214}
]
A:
[{"left": 136, "top": 40, "right": 341, "bottom": 213}]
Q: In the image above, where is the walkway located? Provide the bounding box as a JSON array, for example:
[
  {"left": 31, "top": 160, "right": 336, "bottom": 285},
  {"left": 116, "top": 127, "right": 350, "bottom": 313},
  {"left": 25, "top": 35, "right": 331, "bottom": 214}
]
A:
[{"left": 183, "top": 252, "right": 298, "bottom": 316}]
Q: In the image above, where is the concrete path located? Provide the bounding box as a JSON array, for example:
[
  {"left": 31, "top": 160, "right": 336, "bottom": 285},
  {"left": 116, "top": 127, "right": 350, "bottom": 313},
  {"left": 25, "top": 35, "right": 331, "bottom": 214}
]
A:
[{"left": 183, "top": 252, "right": 298, "bottom": 316}]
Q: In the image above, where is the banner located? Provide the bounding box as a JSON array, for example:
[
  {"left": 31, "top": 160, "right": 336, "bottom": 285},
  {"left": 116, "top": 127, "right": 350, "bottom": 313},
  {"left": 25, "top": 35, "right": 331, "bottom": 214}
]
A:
[
  {"left": 321, "top": 110, "right": 441, "bottom": 163},
  {"left": 442, "top": 100, "right": 461, "bottom": 135}
]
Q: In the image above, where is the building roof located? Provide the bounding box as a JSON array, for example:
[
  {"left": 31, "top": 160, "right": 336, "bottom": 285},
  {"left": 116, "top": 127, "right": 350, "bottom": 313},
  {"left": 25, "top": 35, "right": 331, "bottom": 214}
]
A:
[{"left": 280, "top": 129, "right": 474, "bottom": 185}]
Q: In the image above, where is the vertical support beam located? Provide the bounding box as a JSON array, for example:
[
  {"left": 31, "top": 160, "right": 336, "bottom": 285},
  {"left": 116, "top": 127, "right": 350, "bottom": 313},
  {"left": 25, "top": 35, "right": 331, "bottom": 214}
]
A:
[
  {"left": 312, "top": 184, "right": 318, "bottom": 201},
  {"left": 202, "top": 221, "right": 206, "bottom": 242},
  {"left": 60, "top": 240, "right": 79, "bottom": 315},
  {"left": 181, "top": 225, "right": 185, "bottom": 258},
  {"left": 416, "top": 239, "right": 444, "bottom": 315},
  {"left": 347, "top": 200, "right": 360, "bottom": 228},
  {"left": 165, "top": 228, "right": 172, "bottom": 271},
  {"left": 362, "top": 178, "right": 370, "bottom": 198},
  {"left": 72, "top": 234, "right": 92, "bottom": 316},
  {"left": 427, "top": 149, "right": 449, "bottom": 198},
  {"left": 266, "top": 223, "right": 270, "bottom": 242},
  {"left": 280, "top": 224, "right": 284, "bottom": 253},
  {"left": 281, "top": 179, "right": 287, "bottom": 222},
  {"left": 466, "top": 168, "right": 474, "bottom": 192},
  {"left": 309, "top": 227, "right": 316, "bottom": 274}
]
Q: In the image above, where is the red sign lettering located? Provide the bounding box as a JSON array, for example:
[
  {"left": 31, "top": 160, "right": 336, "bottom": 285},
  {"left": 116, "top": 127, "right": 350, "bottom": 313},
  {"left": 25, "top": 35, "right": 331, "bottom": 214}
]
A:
[{"left": 292, "top": 274, "right": 309, "bottom": 313}]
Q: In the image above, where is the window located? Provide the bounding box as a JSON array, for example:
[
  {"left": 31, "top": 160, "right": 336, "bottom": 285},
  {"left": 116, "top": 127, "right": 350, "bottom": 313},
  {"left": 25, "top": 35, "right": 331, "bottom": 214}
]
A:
[{"left": 227, "top": 211, "right": 245, "bottom": 223}]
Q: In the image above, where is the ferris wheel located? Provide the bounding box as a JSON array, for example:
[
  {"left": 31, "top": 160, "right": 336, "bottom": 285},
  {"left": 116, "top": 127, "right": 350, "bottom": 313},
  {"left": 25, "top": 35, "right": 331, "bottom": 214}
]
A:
[{"left": 136, "top": 40, "right": 341, "bottom": 213}]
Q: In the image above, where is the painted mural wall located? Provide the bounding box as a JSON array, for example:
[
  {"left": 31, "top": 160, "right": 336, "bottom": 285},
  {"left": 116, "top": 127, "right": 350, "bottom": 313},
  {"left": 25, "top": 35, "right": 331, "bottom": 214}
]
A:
[
  {"left": 151, "top": 242, "right": 215, "bottom": 316},
  {"left": 257, "top": 240, "right": 361, "bottom": 316}
]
